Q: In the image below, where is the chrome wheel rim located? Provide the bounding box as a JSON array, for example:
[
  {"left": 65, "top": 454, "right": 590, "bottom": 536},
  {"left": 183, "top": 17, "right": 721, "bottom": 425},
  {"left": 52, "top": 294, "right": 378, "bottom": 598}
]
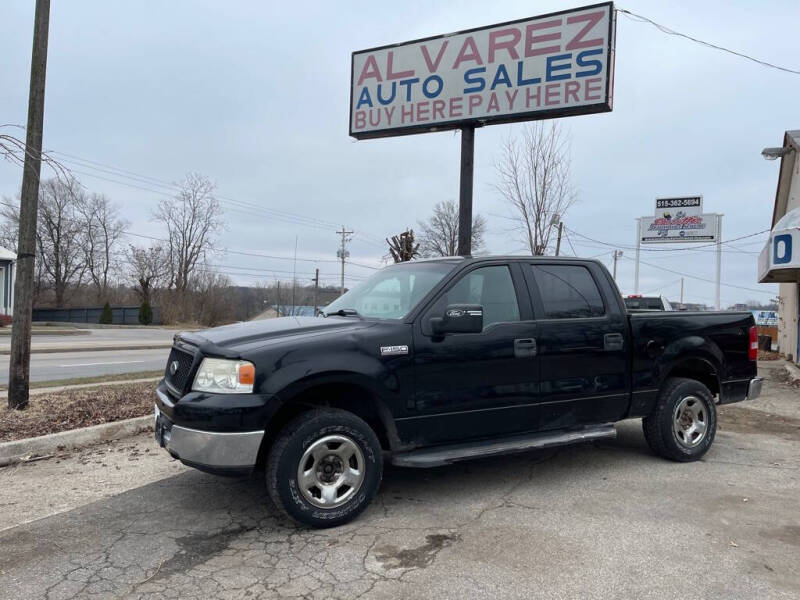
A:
[
  {"left": 672, "top": 395, "right": 708, "bottom": 448},
  {"left": 297, "top": 434, "right": 365, "bottom": 509}
]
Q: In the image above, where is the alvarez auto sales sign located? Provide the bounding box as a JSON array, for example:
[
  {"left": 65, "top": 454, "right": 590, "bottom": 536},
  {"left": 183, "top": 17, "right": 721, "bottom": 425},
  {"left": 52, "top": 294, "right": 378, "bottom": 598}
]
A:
[
  {"left": 641, "top": 196, "right": 718, "bottom": 243},
  {"left": 350, "top": 2, "right": 616, "bottom": 139}
]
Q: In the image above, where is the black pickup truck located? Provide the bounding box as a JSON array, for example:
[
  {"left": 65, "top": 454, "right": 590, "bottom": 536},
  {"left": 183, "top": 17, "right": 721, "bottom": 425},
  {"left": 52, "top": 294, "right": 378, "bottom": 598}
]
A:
[{"left": 154, "top": 256, "right": 762, "bottom": 527}]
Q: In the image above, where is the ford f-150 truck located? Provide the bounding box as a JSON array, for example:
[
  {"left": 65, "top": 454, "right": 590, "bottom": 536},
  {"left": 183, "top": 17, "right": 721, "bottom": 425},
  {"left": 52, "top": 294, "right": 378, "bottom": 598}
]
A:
[{"left": 154, "top": 256, "right": 762, "bottom": 527}]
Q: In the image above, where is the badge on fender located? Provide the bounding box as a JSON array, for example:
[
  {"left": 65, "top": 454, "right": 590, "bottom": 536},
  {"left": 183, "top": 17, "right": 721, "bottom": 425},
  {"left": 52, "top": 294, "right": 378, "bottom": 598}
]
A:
[{"left": 380, "top": 345, "right": 409, "bottom": 356}]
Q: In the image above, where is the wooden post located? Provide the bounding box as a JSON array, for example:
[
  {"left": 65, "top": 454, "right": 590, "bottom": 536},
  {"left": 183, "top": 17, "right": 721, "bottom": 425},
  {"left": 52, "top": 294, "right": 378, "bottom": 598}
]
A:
[
  {"left": 9, "top": 0, "right": 51, "bottom": 410},
  {"left": 457, "top": 126, "right": 475, "bottom": 256}
]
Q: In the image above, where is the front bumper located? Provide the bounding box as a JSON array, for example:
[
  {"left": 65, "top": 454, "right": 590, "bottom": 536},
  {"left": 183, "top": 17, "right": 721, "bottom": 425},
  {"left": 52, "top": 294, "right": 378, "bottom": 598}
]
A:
[
  {"left": 155, "top": 388, "right": 264, "bottom": 475},
  {"left": 746, "top": 376, "right": 764, "bottom": 401}
]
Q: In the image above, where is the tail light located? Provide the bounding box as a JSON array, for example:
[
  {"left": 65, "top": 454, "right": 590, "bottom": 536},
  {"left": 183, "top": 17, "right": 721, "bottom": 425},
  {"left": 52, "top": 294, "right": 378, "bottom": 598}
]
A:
[{"left": 749, "top": 326, "right": 758, "bottom": 361}]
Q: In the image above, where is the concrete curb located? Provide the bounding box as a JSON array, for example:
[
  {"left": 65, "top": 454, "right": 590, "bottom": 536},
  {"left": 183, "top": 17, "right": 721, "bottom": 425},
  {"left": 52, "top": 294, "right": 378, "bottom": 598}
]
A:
[
  {"left": 0, "top": 343, "right": 172, "bottom": 355},
  {"left": 0, "top": 415, "right": 153, "bottom": 467},
  {"left": 784, "top": 361, "right": 800, "bottom": 383},
  {"left": 0, "top": 376, "right": 161, "bottom": 398}
]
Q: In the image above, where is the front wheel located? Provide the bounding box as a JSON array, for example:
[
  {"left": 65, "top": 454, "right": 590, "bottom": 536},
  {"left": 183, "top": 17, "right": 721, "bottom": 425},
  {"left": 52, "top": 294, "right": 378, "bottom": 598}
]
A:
[
  {"left": 642, "top": 377, "right": 717, "bottom": 462},
  {"left": 266, "top": 408, "right": 383, "bottom": 528}
]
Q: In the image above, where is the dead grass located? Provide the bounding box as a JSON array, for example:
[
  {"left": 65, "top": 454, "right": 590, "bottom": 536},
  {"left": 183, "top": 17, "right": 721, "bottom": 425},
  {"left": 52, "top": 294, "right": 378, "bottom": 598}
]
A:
[{"left": 0, "top": 382, "right": 155, "bottom": 443}]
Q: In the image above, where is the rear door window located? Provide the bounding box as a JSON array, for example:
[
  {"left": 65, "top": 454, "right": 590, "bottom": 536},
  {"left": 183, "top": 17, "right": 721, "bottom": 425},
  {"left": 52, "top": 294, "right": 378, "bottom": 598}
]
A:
[{"left": 530, "top": 265, "right": 605, "bottom": 319}]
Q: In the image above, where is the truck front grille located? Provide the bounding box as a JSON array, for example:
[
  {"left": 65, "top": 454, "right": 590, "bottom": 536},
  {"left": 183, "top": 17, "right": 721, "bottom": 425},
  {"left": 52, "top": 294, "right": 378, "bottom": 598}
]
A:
[{"left": 165, "top": 346, "right": 196, "bottom": 395}]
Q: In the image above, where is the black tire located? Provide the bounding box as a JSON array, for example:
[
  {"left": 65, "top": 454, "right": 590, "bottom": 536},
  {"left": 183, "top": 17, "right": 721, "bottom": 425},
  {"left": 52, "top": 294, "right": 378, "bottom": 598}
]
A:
[
  {"left": 266, "top": 408, "right": 383, "bottom": 528},
  {"left": 642, "top": 377, "right": 717, "bottom": 462}
]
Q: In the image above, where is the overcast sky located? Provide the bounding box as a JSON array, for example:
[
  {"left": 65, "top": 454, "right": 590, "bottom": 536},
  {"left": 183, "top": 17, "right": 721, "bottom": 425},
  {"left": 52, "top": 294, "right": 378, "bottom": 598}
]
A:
[{"left": 2, "top": 0, "right": 798, "bottom": 306}]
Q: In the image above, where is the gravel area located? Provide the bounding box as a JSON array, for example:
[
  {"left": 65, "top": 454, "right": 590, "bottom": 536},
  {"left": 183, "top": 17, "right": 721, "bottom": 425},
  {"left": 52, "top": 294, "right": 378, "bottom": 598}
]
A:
[{"left": 0, "top": 382, "right": 154, "bottom": 442}]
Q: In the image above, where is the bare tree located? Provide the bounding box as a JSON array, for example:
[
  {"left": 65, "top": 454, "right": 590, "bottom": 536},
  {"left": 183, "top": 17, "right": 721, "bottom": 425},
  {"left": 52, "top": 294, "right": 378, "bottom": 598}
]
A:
[
  {"left": 126, "top": 244, "right": 168, "bottom": 305},
  {"left": 36, "top": 177, "right": 87, "bottom": 307},
  {"left": 386, "top": 229, "right": 420, "bottom": 263},
  {"left": 417, "top": 200, "right": 487, "bottom": 257},
  {"left": 494, "top": 122, "right": 577, "bottom": 255},
  {"left": 77, "top": 193, "right": 127, "bottom": 300},
  {"left": 153, "top": 172, "right": 223, "bottom": 294}
]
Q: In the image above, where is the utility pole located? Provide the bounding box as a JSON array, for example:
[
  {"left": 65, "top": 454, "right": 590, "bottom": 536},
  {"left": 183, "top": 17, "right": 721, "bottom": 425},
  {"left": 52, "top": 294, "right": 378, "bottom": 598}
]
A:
[
  {"left": 457, "top": 125, "right": 475, "bottom": 256},
  {"left": 9, "top": 0, "right": 51, "bottom": 410},
  {"left": 291, "top": 235, "right": 298, "bottom": 316},
  {"left": 311, "top": 268, "right": 319, "bottom": 316},
  {"left": 612, "top": 249, "right": 623, "bottom": 280},
  {"left": 555, "top": 222, "right": 564, "bottom": 256},
  {"left": 336, "top": 226, "right": 352, "bottom": 296},
  {"left": 680, "top": 277, "right": 684, "bottom": 310}
]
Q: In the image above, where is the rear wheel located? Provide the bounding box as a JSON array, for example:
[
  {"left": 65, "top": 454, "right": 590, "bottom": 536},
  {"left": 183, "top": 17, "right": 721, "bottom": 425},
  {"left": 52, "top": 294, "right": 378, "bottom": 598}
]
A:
[
  {"left": 266, "top": 408, "right": 383, "bottom": 528},
  {"left": 642, "top": 377, "right": 716, "bottom": 462}
]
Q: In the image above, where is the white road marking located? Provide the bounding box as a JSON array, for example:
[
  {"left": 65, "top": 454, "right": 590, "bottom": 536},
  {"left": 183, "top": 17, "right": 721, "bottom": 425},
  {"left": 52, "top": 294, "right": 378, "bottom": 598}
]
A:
[{"left": 58, "top": 360, "right": 150, "bottom": 368}]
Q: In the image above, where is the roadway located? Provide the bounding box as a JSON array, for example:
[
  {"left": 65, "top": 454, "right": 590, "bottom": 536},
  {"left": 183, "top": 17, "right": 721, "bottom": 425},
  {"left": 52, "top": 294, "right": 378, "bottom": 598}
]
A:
[{"left": 0, "top": 347, "right": 170, "bottom": 383}]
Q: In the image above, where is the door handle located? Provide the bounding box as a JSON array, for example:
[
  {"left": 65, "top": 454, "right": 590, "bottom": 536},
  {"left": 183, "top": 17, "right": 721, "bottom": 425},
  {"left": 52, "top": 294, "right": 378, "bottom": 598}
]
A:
[
  {"left": 604, "top": 333, "right": 624, "bottom": 351},
  {"left": 514, "top": 338, "right": 537, "bottom": 358}
]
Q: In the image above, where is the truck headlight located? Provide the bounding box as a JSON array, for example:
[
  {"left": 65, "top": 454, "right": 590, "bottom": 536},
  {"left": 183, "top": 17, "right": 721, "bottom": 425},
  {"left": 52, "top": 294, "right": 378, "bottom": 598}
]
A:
[{"left": 192, "top": 358, "right": 255, "bottom": 394}]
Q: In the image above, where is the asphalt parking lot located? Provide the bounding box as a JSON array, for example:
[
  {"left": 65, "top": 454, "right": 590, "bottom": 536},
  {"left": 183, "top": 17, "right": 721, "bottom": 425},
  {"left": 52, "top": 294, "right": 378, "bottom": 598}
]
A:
[{"left": 1, "top": 362, "right": 798, "bottom": 599}]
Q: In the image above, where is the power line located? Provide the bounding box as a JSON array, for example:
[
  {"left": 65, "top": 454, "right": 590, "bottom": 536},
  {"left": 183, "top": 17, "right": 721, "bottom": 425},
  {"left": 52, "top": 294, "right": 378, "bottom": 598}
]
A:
[
  {"left": 621, "top": 254, "right": 773, "bottom": 296},
  {"left": 617, "top": 7, "right": 800, "bottom": 76},
  {"left": 566, "top": 226, "right": 769, "bottom": 253}
]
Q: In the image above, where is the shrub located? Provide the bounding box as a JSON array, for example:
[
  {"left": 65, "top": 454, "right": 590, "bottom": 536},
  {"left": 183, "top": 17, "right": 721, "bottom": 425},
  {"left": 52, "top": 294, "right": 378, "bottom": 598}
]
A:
[
  {"left": 99, "top": 302, "right": 113, "bottom": 324},
  {"left": 138, "top": 302, "right": 153, "bottom": 326}
]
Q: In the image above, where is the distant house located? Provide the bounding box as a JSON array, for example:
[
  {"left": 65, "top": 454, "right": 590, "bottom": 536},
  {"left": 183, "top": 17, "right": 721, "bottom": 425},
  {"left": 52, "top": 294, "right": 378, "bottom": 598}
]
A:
[{"left": 0, "top": 246, "right": 15, "bottom": 316}]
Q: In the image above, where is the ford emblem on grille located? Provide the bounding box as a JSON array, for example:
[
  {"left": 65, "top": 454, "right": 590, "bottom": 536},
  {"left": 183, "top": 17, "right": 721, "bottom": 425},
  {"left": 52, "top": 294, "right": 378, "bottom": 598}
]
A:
[{"left": 169, "top": 360, "right": 180, "bottom": 375}]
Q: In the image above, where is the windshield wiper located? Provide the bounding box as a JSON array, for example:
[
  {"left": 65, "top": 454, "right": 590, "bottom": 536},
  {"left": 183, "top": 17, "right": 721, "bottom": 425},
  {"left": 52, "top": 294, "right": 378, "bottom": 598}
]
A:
[{"left": 324, "top": 308, "right": 362, "bottom": 318}]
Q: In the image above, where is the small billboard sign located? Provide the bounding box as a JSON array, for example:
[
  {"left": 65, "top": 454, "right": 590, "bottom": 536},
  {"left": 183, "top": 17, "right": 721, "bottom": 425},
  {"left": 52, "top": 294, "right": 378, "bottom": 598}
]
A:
[
  {"left": 655, "top": 196, "right": 702, "bottom": 217},
  {"left": 350, "top": 2, "right": 616, "bottom": 139},
  {"left": 640, "top": 213, "right": 718, "bottom": 244}
]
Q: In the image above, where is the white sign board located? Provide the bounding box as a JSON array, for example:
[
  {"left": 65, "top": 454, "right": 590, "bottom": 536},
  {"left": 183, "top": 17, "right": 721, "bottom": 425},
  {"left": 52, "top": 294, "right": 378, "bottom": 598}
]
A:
[
  {"left": 350, "top": 2, "right": 615, "bottom": 139},
  {"left": 655, "top": 196, "right": 702, "bottom": 217},
  {"left": 759, "top": 227, "right": 800, "bottom": 283},
  {"left": 641, "top": 213, "right": 718, "bottom": 244}
]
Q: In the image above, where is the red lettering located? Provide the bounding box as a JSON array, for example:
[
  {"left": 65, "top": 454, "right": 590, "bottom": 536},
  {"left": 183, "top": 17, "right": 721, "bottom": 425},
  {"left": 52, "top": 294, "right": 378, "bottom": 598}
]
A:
[
  {"left": 487, "top": 92, "right": 500, "bottom": 112},
  {"left": 368, "top": 109, "right": 381, "bottom": 127},
  {"left": 565, "top": 11, "right": 605, "bottom": 51},
  {"left": 453, "top": 36, "right": 484, "bottom": 69},
  {"left": 416, "top": 101, "right": 430, "bottom": 121},
  {"left": 449, "top": 97, "right": 463, "bottom": 117},
  {"left": 545, "top": 84, "right": 560, "bottom": 105},
  {"left": 525, "top": 86, "right": 541, "bottom": 108},
  {"left": 384, "top": 106, "right": 395, "bottom": 125},
  {"left": 420, "top": 41, "right": 449, "bottom": 73},
  {"left": 432, "top": 99, "right": 446, "bottom": 120},
  {"left": 585, "top": 77, "right": 602, "bottom": 101},
  {"left": 488, "top": 28, "right": 521, "bottom": 63},
  {"left": 354, "top": 110, "right": 366, "bottom": 129},
  {"left": 564, "top": 81, "right": 580, "bottom": 103},
  {"left": 525, "top": 19, "right": 562, "bottom": 57},
  {"left": 357, "top": 55, "right": 382, "bottom": 85},
  {"left": 386, "top": 51, "right": 415, "bottom": 80},
  {"left": 505, "top": 89, "right": 519, "bottom": 110},
  {"left": 468, "top": 94, "right": 483, "bottom": 114},
  {"left": 401, "top": 104, "right": 413, "bottom": 123}
]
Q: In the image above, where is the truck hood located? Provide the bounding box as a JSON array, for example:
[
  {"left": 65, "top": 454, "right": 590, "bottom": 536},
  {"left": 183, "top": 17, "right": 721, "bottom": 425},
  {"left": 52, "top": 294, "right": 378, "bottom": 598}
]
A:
[{"left": 175, "top": 316, "right": 370, "bottom": 356}]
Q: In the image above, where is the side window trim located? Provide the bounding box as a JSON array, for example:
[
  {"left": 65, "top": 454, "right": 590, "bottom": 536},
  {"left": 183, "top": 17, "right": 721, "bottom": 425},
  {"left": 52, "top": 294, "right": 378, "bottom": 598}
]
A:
[{"left": 525, "top": 262, "right": 608, "bottom": 321}]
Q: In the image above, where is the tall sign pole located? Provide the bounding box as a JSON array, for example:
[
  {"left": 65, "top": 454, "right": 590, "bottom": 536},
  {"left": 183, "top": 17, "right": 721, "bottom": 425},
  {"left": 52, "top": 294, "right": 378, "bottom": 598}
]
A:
[
  {"left": 9, "top": 0, "right": 51, "bottom": 410},
  {"left": 457, "top": 126, "right": 475, "bottom": 256},
  {"left": 634, "top": 218, "right": 641, "bottom": 294},
  {"left": 715, "top": 214, "right": 723, "bottom": 310}
]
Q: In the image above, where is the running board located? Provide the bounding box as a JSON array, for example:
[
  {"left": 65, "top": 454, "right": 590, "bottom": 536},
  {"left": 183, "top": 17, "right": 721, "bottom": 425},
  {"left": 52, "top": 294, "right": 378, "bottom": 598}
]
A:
[{"left": 391, "top": 425, "right": 617, "bottom": 468}]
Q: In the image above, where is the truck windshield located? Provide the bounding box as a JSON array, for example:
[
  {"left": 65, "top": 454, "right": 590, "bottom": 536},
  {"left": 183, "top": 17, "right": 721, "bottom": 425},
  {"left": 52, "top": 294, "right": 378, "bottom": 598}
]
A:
[{"left": 324, "top": 262, "right": 456, "bottom": 320}]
